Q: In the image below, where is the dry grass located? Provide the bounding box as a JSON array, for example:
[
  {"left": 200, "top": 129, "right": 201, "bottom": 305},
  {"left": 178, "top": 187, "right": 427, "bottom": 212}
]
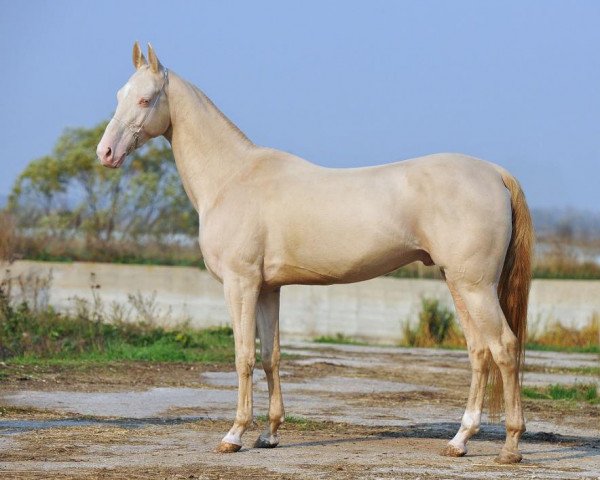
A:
[
  {"left": 0, "top": 425, "right": 154, "bottom": 463},
  {"left": 0, "top": 405, "right": 70, "bottom": 420},
  {"left": 0, "top": 211, "right": 17, "bottom": 263},
  {"left": 534, "top": 234, "right": 600, "bottom": 279},
  {"left": 527, "top": 314, "right": 599, "bottom": 352},
  {"left": 534, "top": 255, "right": 600, "bottom": 279},
  {"left": 14, "top": 233, "right": 204, "bottom": 268}
]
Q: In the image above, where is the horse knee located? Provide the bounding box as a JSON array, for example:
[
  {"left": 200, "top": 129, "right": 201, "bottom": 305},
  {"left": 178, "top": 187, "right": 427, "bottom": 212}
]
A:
[
  {"left": 468, "top": 345, "right": 490, "bottom": 370},
  {"left": 261, "top": 351, "right": 280, "bottom": 374},
  {"left": 262, "top": 358, "right": 273, "bottom": 374},
  {"left": 495, "top": 355, "right": 516, "bottom": 374},
  {"left": 489, "top": 331, "right": 519, "bottom": 368},
  {"left": 235, "top": 351, "right": 256, "bottom": 377}
]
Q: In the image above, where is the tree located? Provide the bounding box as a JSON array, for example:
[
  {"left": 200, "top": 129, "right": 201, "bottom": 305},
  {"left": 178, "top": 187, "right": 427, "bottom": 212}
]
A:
[{"left": 9, "top": 122, "right": 198, "bottom": 248}]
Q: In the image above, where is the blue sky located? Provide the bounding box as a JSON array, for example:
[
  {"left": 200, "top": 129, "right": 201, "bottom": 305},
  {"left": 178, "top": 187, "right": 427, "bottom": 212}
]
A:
[{"left": 1, "top": 1, "right": 599, "bottom": 210}]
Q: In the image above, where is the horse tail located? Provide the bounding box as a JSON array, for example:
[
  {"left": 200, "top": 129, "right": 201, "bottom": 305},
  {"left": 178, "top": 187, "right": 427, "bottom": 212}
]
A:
[{"left": 487, "top": 168, "right": 535, "bottom": 419}]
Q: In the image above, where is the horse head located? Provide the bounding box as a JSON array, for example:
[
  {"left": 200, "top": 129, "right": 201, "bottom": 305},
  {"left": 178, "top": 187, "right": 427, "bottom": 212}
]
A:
[{"left": 97, "top": 42, "right": 170, "bottom": 168}]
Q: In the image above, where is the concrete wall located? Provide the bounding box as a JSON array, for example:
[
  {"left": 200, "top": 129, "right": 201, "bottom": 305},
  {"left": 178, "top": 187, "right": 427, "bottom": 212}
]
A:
[{"left": 4, "top": 261, "right": 599, "bottom": 343}]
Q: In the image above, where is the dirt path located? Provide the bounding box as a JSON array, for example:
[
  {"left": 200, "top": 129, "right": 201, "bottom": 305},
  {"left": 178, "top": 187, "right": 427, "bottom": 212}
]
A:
[{"left": 0, "top": 343, "right": 598, "bottom": 479}]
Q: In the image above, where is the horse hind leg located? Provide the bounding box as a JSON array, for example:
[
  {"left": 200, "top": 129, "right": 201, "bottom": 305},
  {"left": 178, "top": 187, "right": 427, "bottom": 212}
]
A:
[
  {"left": 441, "top": 281, "right": 491, "bottom": 458},
  {"left": 448, "top": 279, "right": 525, "bottom": 464}
]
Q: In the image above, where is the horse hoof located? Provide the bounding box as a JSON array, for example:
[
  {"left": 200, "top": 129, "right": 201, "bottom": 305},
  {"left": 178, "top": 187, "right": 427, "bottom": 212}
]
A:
[
  {"left": 441, "top": 443, "right": 467, "bottom": 457},
  {"left": 214, "top": 441, "right": 242, "bottom": 453},
  {"left": 254, "top": 434, "right": 279, "bottom": 449},
  {"left": 494, "top": 449, "right": 522, "bottom": 464}
]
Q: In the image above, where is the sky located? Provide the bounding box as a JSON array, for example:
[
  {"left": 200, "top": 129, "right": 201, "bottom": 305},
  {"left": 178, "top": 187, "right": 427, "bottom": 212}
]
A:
[{"left": 1, "top": 1, "right": 599, "bottom": 210}]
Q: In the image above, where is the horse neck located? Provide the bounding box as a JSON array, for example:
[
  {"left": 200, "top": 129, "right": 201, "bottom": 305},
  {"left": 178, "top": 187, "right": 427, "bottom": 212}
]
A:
[{"left": 166, "top": 72, "right": 254, "bottom": 214}]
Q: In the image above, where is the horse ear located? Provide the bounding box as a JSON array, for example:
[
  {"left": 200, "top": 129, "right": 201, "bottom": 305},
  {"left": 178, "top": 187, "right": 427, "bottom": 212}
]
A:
[
  {"left": 132, "top": 41, "right": 147, "bottom": 70},
  {"left": 147, "top": 43, "right": 163, "bottom": 73}
]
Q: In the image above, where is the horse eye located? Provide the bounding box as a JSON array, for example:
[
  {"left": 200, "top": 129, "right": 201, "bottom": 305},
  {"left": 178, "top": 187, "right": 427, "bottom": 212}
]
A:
[{"left": 139, "top": 98, "right": 150, "bottom": 107}]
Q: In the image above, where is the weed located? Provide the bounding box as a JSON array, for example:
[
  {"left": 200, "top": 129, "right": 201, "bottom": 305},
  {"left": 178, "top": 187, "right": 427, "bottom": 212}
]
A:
[{"left": 401, "top": 298, "right": 465, "bottom": 348}]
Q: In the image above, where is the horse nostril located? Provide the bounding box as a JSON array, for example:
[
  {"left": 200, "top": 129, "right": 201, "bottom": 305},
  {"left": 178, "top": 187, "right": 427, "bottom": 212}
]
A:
[{"left": 106, "top": 147, "right": 112, "bottom": 157}]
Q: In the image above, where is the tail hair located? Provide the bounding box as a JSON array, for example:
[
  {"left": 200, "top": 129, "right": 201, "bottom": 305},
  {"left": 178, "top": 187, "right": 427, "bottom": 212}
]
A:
[{"left": 487, "top": 169, "right": 535, "bottom": 419}]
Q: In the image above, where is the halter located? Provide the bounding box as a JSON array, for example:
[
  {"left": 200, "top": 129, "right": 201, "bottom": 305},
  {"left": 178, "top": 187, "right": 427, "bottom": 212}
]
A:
[{"left": 112, "top": 68, "right": 169, "bottom": 152}]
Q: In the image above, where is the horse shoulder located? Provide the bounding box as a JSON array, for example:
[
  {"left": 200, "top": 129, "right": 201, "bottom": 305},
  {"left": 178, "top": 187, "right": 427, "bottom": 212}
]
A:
[{"left": 199, "top": 192, "right": 266, "bottom": 282}]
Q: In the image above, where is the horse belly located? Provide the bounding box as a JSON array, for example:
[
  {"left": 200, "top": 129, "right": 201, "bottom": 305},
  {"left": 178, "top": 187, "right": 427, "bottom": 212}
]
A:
[{"left": 263, "top": 225, "right": 423, "bottom": 287}]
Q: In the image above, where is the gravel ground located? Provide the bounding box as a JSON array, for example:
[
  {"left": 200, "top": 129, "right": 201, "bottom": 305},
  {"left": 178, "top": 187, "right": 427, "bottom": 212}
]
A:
[{"left": 0, "top": 342, "right": 598, "bottom": 479}]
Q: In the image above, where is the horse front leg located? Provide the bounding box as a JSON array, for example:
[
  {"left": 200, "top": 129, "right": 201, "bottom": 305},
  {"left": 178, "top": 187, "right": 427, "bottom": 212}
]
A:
[
  {"left": 254, "top": 289, "right": 285, "bottom": 448},
  {"left": 215, "top": 275, "right": 261, "bottom": 453}
]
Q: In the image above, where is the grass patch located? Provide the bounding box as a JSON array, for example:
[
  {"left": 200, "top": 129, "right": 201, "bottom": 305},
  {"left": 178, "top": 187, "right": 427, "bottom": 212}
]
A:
[
  {"left": 524, "top": 364, "right": 600, "bottom": 376},
  {"left": 4, "top": 325, "right": 235, "bottom": 365},
  {"left": 525, "top": 343, "right": 599, "bottom": 354},
  {"left": 559, "top": 366, "right": 600, "bottom": 376},
  {"left": 522, "top": 384, "right": 598, "bottom": 404},
  {"left": 255, "top": 414, "right": 328, "bottom": 431},
  {"left": 6, "top": 327, "right": 235, "bottom": 365},
  {"left": 0, "top": 270, "right": 236, "bottom": 364},
  {"left": 313, "top": 333, "right": 368, "bottom": 346}
]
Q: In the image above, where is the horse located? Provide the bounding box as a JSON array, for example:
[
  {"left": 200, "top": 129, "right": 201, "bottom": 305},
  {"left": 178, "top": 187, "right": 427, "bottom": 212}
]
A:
[{"left": 97, "top": 42, "right": 534, "bottom": 464}]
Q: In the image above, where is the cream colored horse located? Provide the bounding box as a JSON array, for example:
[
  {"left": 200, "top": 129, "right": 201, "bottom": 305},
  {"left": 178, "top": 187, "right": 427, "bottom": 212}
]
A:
[{"left": 98, "top": 43, "right": 534, "bottom": 463}]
